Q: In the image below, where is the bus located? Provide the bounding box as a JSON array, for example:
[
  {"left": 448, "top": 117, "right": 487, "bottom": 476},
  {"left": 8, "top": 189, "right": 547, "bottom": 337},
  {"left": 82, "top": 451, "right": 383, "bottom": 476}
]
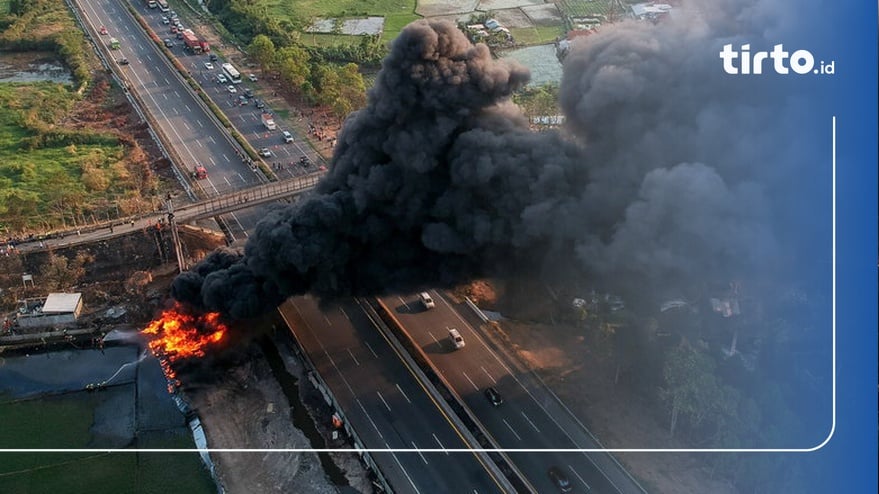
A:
[
  {"left": 157, "top": 0, "right": 169, "bottom": 12},
  {"left": 222, "top": 63, "right": 242, "bottom": 84}
]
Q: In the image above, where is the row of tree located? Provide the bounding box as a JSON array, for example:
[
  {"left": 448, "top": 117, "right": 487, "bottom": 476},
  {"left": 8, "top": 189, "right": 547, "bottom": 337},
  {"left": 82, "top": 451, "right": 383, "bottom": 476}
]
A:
[{"left": 247, "top": 34, "right": 366, "bottom": 120}]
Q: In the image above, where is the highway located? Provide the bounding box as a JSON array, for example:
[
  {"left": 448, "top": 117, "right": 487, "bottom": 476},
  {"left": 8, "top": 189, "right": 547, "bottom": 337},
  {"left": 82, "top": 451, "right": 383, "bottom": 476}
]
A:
[
  {"left": 69, "top": 2, "right": 644, "bottom": 492},
  {"left": 381, "top": 291, "right": 649, "bottom": 494},
  {"left": 77, "top": 0, "right": 275, "bottom": 242},
  {"left": 280, "top": 297, "right": 507, "bottom": 494}
]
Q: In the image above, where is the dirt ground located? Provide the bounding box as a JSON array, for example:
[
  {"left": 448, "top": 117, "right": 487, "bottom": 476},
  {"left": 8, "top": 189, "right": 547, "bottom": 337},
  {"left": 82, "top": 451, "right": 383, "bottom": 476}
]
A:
[{"left": 462, "top": 280, "right": 740, "bottom": 494}]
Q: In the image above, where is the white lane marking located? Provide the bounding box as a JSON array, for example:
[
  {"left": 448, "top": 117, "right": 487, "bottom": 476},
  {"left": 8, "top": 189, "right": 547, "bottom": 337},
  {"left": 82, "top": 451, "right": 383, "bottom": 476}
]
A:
[
  {"left": 432, "top": 433, "right": 448, "bottom": 455},
  {"left": 412, "top": 441, "right": 428, "bottom": 465},
  {"left": 503, "top": 419, "right": 522, "bottom": 441},
  {"left": 347, "top": 348, "right": 360, "bottom": 366},
  {"left": 339, "top": 306, "right": 350, "bottom": 320},
  {"left": 238, "top": 173, "right": 245, "bottom": 183},
  {"left": 377, "top": 390, "right": 391, "bottom": 412},
  {"left": 436, "top": 290, "right": 624, "bottom": 493},
  {"left": 398, "top": 296, "right": 411, "bottom": 312},
  {"left": 163, "top": 77, "right": 169, "bottom": 85},
  {"left": 208, "top": 136, "right": 215, "bottom": 144},
  {"left": 224, "top": 176, "right": 231, "bottom": 186},
  {"left": 356, "top": 399, "right": 383, "bottom": 439},
  {"left": 222, "top": 153, "right": 230, "bottom": 162},
  {"left": 364, "top": 341, "right": 379, "bottom": 358},
  {"left": 395, "top": 383, "right": 411, "bottom": 404},
  {"left": 323, "top": 315, "right": 332, "bottom": 326},
  {"left": 185, "top": 104, "right": 191, "bottom": 112},
  {"left": 521, "top": 411, "right": 541, "bottom": 433},
  {"left": 209, "top": 156, "right": 216, "bottom": 166},
  {"left": 162, "top": 93, "right": 168, "bottom": 100},
  {"left": 197, "top": 140, "right": 203, "bottom": 148},
  {"left": 426, "top": 330, "right": 440, "bottom": 346},
  {"left": 174, "top": 90, "right": 180, "bottom": 98},
  {"left": 462, "top": 371, "right": 479, "bottom": 391},
  {"left": 197, "top": 120, "right": 203, "bottom": 128},
  {"left": 183, "top": 122, "right": 190, "bottom": 130},
  {"left": 388, "top": 444, "right": 420, "bottom": 494},
  {"left": 568, "top": 465, "right": 591, "bottom": 490},
  {"left": 481, "top": 365, "right": 496, "bottom": 384}
]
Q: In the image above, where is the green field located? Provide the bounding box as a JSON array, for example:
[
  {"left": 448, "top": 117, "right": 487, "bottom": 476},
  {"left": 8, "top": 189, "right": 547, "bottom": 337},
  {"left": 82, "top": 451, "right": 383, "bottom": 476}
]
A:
[
  {"left": 556, "top": 0, "right": 615, "bottom": 18},
  {"left": 264, "top": 0, "right": 415, "bottom": 19},
  {"left": 509, "top": 25, "right": 564, "bottom": 46},
  {"left": 0, "top": 392, "right": 215, "bottom": 494},
  {"left": 263, "top": 0, "right": 419, "bottom": 41}
]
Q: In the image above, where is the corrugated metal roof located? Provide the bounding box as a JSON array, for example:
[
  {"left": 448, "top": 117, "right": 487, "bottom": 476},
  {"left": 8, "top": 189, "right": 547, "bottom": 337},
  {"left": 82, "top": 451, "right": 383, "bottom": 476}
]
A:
[{"left": 42, "top": 293, "right": 82, "bottom": 313}]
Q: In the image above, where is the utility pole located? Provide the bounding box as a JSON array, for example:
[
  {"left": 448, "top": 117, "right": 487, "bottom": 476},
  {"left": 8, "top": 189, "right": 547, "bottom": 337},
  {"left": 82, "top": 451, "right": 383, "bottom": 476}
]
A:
[{"left": 166, "top": 198, "right": 187, "bottom": 272}]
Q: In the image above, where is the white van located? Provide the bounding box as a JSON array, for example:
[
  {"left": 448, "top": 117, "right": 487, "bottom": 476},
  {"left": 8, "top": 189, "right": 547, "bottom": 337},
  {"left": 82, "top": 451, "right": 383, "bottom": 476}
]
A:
[
  {"left": 419, "top": 292, "right": 435, "bottom": 310},
  {"left": 448, "top": 328, "right": 465, "bottom": 349}
]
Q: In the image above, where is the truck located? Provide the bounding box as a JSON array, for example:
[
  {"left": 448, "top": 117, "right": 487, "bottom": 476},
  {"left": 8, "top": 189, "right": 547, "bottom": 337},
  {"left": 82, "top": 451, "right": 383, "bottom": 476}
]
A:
[
  {"left": 261, "top": 112, "right": 276, "bottom": 131},
  {"left": 181, "top": 29, "right": 210, "bottom": 54}
]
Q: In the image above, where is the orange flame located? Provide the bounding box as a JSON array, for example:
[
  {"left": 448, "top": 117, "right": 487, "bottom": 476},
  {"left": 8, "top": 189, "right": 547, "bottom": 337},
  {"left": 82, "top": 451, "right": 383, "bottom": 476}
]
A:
[{"left": 142, "top": 303, "right": 228, "bottom": 362}]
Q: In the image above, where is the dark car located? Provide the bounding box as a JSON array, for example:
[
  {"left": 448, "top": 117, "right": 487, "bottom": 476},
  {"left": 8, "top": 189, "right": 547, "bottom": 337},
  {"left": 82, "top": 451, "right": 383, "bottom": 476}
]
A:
[
  {"left": 484, "top": 387, "right": 503, "bottom": 407},
  {"left": 254, "top": 99, "right": 265, "bottom": 109},
  {"left": 117, "top": 58, "right": 129, "bottom": 65},
  {"left": 163, "top": 38, "right": 174, "bottom": 48},
  {"left": 548, "top": 466, "right": 573, "bottom": 493},
  {"left": 243, "top": 88, "right": 254, "bottom": 98},
  {"left": 209, "top": 53, "right": 218, "bottom": 62}
]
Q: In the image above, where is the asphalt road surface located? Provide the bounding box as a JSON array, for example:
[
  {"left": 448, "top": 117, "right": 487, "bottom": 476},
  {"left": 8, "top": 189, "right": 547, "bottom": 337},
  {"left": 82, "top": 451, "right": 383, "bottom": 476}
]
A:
[
  {"left": 280, "top": 297, "right": 507, "bottom": 494},
  {"left": 382, "top": 291, "right": 648, "bottom": 494}
]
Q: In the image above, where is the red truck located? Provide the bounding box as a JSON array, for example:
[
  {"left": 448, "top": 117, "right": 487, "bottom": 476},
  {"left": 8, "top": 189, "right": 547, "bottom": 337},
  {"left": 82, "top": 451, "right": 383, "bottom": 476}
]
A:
[{"left": 181, "top": 30, "right": 210, "bottom": 54}]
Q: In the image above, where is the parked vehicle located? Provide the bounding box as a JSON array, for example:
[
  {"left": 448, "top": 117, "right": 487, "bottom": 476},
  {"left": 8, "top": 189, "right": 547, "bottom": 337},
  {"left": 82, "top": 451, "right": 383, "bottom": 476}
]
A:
[
  {"left": 247, "top": 73, "right": 258, "bottom": 82},
  {"left": 261, "top": 112, "right": 276, "bottom": 130}
]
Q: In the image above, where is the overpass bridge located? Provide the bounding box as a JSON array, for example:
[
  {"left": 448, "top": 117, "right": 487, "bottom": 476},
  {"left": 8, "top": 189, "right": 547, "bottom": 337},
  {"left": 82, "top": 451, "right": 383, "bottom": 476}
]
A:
[
  {"left": 13, "top": 172, "right": 325, "bottom": 256},
  {"left": 175, "top": 172, "right": 323, "bottom": 223}
]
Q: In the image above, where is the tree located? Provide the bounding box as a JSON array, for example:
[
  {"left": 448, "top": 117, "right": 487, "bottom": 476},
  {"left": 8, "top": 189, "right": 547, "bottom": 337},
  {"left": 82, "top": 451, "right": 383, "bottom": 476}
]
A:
[
  {"left": 659, "top": 342, "right": 723, "bottom": 438},
  {"left": 275, "top": 45, "right": 311, "bottom": 90},
  {"left": 40, "top": 250, "right": 93, "bottom": 292},
  {"left": 248, "top": 34, "right": 276, "bottom": 71}
]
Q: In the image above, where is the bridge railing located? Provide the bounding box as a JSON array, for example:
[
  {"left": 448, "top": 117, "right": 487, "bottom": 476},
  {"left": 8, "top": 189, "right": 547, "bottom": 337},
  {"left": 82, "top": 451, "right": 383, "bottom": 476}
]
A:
[{"left": 182, "top": 172, "right": 325, "bottom": 219}]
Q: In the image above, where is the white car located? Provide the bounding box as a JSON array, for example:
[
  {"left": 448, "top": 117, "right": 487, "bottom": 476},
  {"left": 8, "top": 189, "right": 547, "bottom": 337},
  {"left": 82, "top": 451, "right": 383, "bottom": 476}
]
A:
[
  {"left": 204, "top": 62, "right": 214, "bottom": 70},
  {"left": 247, "top": 73, "right": 258, "bottom": 82},
  {"left": 161, "top": 16, "right": 169, "bottom": 25},
  {"left": 419, "top": 292, "right": 435, "bottom": 309},
  {"left": 216, "top": 73, "right": 227, "bottom": 84},
  {"left": 282, "top": 131, "right": 294, "bottom": 143},
  {"left": 227, "top": 85, "right": 237, "bottom": 94},
  {"left": 448, "top": 328, "right": 465, "bottom": 349}
]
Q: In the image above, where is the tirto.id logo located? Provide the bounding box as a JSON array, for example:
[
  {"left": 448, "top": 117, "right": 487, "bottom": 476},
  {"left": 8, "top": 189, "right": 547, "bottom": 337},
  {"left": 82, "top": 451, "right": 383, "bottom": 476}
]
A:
[{"left": 720, "top": 44, "right": 835, "bottom": 75}]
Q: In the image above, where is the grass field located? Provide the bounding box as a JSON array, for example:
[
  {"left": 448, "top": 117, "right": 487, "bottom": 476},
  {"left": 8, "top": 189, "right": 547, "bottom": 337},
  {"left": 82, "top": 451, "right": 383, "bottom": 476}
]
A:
[
  {"left": 265, "top": 0, "right": 415, "bottom": 19},
  {"left": 264, "top": 0, "right": 419, "bottom": 41},
  {"left": 510, "top": 25, "right": 564, "bottom": 46},
  {"left": 556, "top": 0, "right": 615, "bottom": 18},
  {"left": 0, "top": 82, "right": 144, "bottom": 231}
]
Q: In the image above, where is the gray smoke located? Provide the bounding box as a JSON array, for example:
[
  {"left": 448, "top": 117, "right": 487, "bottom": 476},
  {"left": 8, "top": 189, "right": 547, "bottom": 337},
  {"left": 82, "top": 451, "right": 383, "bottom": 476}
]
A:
[{"left": 173, "top": 4, "right": 827, "bottom": 318}]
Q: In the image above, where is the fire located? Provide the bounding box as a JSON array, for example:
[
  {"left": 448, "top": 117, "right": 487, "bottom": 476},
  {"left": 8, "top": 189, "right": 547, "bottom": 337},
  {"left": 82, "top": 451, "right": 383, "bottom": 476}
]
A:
[{"left": 142, "top": 303, "right": 228, "bottom": 362}]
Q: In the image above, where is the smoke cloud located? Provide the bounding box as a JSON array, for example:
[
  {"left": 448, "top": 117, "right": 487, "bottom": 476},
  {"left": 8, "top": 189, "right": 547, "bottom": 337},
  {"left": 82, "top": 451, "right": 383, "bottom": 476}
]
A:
[{"left": 172, "top": 3, "right": 828, "bottom": 319}]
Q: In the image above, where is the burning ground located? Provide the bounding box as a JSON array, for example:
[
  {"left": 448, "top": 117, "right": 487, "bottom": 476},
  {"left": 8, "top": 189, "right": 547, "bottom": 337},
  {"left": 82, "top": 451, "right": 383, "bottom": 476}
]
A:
[{"left": 173, "top": 1, "right": 831, "bottom": 323}]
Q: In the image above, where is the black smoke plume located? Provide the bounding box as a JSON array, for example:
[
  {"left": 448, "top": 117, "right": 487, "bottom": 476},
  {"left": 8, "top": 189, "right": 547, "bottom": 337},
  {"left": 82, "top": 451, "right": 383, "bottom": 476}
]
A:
[{"left": 173, "top": 5, "right": 828, "bottom": 319}]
